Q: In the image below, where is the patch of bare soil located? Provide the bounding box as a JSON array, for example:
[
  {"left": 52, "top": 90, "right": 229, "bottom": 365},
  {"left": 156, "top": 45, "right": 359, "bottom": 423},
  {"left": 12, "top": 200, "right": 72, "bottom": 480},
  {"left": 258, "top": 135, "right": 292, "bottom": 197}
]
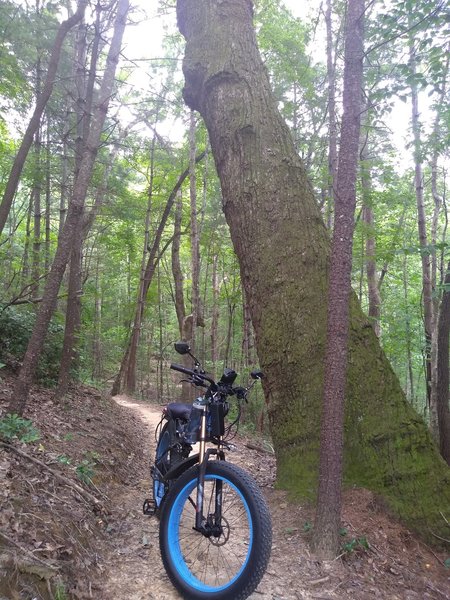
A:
[{"left": 1, "top": 374, "right": 449, "bottom": 600}]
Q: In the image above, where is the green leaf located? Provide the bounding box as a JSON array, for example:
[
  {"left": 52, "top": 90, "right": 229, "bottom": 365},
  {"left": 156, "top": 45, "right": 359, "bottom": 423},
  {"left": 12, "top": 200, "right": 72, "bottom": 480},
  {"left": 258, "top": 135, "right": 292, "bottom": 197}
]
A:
[{"left": 0, "top": 414, "right": 40, "bottom": 443}]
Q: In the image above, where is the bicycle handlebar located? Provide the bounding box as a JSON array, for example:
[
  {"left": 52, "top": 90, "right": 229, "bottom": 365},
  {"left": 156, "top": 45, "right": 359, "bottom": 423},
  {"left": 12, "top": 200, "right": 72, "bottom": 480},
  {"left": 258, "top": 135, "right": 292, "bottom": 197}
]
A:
[
  {"left": 170, "top": 363, "right": 216, "bottom": 387},
  {"left": 170, "top": 362, "right": 259, "bottom": 402}
]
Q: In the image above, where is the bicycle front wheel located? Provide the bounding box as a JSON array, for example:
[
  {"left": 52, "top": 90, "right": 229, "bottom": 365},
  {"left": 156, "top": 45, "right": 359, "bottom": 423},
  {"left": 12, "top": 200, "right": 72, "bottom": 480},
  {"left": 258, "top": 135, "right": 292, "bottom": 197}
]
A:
[{"left": 159, "top": 461, "right": 272, "bottom": 600}]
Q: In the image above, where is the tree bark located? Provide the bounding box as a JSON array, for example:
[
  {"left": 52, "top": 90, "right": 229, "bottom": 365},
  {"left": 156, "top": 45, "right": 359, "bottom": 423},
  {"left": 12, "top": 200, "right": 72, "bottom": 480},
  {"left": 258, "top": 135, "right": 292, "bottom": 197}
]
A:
[
  {"left": 91, "top": 256, "right": 103, "bottom": 381},
  {"left": 436, "top": 262, "right": 450, "bottom": 465},
  {"left": 55, "top": 10, "right": 105, "bottom": 400},
  {"left": 429, "top": 50, "right": 448, "bottom": 443},
  {"left": 409, "top": 42, "right": 434, "bottom": 414},
  {"left": 0, "top": 0, "right": 88, "bottom": 236},
  {"left": 172, "top": 191, "right": 186, "bottom": 336},
  {"left": 44, "top": 120, "right": 51, "bottom": 273},
  {"left": 176, "top": 0, "right": 450, "bottom": 542},
  {"left": 311, "top": 0, "right": 365, "bottom": 558},
  {"left": 325, "top": 0, "right": 338, "bottom": 229},
  {"left": 31, "top": 119, "right": 42, "bottom": 299},
  {"left": 189, "top": 110, "right": 201, "bottom": 354},
  {"left": 360, "top": 133, "right": 381, "bottom": 336},
  {"left": 242, "top": 287, "right": 254, "bottom": 366},
  {"left": 211, "top": 252, "right": 220, "bottom": 365},
  {"left": 171, "top": 190, "right": 193, "bottom": 402},
  {"left": 9, "top": 0, "right": 130, "bottom": 415}
]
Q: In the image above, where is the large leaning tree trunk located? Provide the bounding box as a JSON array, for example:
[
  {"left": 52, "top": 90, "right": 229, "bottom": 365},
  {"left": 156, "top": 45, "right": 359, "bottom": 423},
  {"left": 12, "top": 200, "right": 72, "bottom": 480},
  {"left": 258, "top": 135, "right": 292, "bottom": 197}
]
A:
[{"left": 176, "top": 0, "right": 450, "bottom": 542}]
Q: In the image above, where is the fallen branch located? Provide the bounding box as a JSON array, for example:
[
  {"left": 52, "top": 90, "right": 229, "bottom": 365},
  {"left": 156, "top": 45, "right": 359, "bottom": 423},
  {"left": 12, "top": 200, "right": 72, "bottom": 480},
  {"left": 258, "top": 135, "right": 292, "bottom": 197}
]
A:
[
  {"left": 430, "top": 530, "right": 450, "bottom": 544},
  {"left": 0, "top": 529, "right": 59, "bottom": 571},
  {"left": 0, "top": 441, "right": 107, "bottom": 511}
]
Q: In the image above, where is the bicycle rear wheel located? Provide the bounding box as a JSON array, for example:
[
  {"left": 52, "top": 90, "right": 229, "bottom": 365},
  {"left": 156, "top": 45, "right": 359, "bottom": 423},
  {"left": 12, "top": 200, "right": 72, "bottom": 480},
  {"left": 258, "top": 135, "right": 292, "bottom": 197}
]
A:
[
  {"left": 153, "top": 419, "right": 182, "bottom": 508},
  {"left": 159, "top": 461, "right": 272, "bottom": 600}
]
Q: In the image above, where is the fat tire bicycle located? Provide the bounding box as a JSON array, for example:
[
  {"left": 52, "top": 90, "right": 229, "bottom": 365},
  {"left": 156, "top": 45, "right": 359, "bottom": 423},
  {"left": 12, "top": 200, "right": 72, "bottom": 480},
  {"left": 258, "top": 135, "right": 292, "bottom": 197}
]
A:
[{"left": 143, "top": 342, "right": 272, "bottom": 600}]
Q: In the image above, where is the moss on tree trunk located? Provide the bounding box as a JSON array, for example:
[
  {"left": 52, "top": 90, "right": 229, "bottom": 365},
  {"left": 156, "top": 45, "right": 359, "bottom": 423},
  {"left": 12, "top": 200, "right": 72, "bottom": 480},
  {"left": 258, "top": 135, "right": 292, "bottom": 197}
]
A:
[{"left": 176, "top": 0, "right": 450, "bottom": 543}]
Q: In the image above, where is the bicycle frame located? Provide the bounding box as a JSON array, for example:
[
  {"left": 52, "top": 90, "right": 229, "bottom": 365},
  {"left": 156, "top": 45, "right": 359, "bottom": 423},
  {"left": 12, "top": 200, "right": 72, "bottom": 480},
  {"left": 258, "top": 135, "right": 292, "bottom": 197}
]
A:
[
  {"left": 146, "top": 343, "right": 263, "bottom": 527},
  {"left": 150, "top": 343, "right": 271, "bottom": 600}
]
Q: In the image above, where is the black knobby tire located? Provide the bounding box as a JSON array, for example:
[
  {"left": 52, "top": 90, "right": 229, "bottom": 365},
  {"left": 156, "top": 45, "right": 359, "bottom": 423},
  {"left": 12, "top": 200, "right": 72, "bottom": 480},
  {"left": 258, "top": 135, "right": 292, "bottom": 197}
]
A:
[
  {"left": 159, "top": 461, "right": 272, "bottom": 600},
  {"left": 153, "top": 419, "right": 182, "bottom": 510}
]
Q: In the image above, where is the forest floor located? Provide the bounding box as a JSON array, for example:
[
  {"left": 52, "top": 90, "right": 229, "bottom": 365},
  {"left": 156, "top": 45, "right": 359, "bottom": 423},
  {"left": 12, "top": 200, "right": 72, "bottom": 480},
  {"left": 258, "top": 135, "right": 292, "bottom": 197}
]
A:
[{"left": 0, "top": 373, "right": 449, "bottom": 600}]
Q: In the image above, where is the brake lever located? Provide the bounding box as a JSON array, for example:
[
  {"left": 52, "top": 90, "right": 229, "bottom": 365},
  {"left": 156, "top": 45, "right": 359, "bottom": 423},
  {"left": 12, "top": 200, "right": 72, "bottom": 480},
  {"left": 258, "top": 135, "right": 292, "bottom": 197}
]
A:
[
  {"left": 234, "top": 386, "right": 248, "bottom": 402},
  {"left": 192, "top": 374, "right": 208, "bottom": 387}
]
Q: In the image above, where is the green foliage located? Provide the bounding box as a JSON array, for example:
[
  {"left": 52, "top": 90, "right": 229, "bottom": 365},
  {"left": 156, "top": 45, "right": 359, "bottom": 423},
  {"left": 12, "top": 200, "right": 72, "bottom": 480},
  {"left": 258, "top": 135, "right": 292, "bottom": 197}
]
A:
[
  {"left": 0, "top": 413, "right": 40, "bottom": 443},
  {"left": 75, "top": 452, "right": 100, "bottom": 484},
  {"left": 339, "top": 527, "right": 370, "bottom": 554},
  {"left": 0, "top": 307, "right": 64, "bottom": 385},
  {"left": 341, "top": 536, "right": 370, "bottom": 555},
  {"left": 53, "top": 582, "right": 68, "bottom": 600},
  {"left": 75, "top": 459, "right": 96, "bottom": 484}
]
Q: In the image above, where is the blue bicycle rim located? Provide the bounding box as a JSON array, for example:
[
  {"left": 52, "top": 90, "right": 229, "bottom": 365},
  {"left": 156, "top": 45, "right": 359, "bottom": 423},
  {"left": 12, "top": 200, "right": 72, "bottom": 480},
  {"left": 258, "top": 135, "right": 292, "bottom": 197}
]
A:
[{"left": 166, "top": 472, "right": 253, "bottom": 593}]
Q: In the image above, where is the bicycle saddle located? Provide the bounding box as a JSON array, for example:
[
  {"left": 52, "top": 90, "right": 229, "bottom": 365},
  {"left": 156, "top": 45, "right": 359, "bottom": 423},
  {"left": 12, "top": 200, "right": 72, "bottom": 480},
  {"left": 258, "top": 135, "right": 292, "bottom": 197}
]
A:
[{"left": 164, "top": 402, "right": 192, "bottom": 420}]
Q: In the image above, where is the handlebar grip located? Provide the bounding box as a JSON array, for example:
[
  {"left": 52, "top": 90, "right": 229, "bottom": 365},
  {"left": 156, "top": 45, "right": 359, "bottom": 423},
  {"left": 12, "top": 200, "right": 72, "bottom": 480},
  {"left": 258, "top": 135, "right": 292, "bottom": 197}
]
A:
[
  {"left": 170, "top": 363, "right": 217, "bottom": 389},
  {"left": 170, "top": 363, "right": 195, "bottom": 376}
]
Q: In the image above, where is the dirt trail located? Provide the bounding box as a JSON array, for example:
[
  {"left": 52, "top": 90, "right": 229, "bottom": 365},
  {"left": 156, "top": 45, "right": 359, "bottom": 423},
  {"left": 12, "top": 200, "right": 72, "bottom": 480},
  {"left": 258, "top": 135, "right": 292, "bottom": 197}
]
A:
[
  {"left": 97, "top": 395, "right": 181, "bottom": 599},
  {"left": 98, "top": 395, "right": 304, "bottom": 600},
  {"left": 97, "top": 396, "right": 449, "bottom": 600}
]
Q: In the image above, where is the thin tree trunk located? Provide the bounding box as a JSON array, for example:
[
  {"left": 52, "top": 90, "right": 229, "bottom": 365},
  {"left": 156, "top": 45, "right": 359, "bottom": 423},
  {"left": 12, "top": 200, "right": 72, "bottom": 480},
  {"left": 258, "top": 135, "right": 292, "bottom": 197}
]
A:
[
  {"left": 157, "top": 263, "right": 164, "bottom": 401},
  {"left": 311, "top": 0, "right": 365, "bottom": 558},
  {"left": 409, "top": 42, "right": 434, "bottom": 413},
  {"left": 325, "top": 0, "right": 338, "bottom": 229},
  {"left": 21, "top": 194, "right": 33, "bottom": 286},
  {"left": 92, "top": 256, "right": 103, "bottom": 381},
  {"left": 171, "top": 190, "right": 192, "bottom": 402},
  {"left": 403, "top": 254, "right": 415, "bottom": 404},
  {"left": 436, "top": 262, "right": 450, "bottom": 464},
  {"left": 189, "top": 110, "right": 200, "bottom": 353},
  {"left": 429, "top": 49, "right": 448, "bottom": 440},
  {"left": 0, "top": 0, "right": 88, "bottom": 236},
  {"left": 9, "top": 0, "right": 130, "bottom": 415},
  {"left": 55, "top": 10, "right": 103, "bottom": 400},
  {"left": 112, "top": 152, "right": 205, "bottom": 395},
  {"left": 44, "top": 120, "right": 51, "bottom": 273},
  {"left": 361, "top": 145, "right": 381, "bottom": 336},
  {"left": 31, "top": 138, "right": 43, "bottom": 298},
  {"left": 211, "top": 252, "right": 220, "bottom": 366},
  {"left": 172, "top": 191, "right": 186, "bottom": 336},
  {"left": 31, "top": 38, "right": 43, "bottom": 299},
  {"left": 123, "top": 137, "right": 156, "bottom": 395},
  {"left": 59, "top": 135, "right": 69, "bottom": 238}
]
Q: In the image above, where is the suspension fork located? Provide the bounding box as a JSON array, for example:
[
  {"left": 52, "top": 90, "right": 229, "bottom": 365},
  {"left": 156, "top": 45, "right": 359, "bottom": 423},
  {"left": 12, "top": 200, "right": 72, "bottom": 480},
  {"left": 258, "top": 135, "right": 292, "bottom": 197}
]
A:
[
  {"left": 195, "top": 407, "right": 208, "bottom": 530},
  {"left": 195, "top": 408, "right": 225, "bottom": 530}
]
